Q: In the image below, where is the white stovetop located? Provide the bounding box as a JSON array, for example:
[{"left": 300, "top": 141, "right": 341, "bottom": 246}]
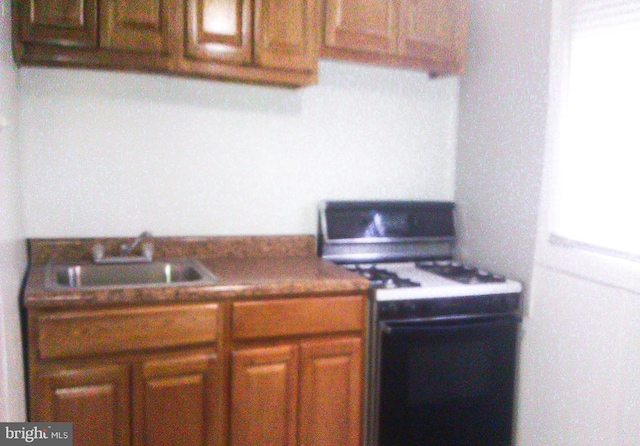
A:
[{"left": 371, "top": 262, "right": 523, "bottom": 301}]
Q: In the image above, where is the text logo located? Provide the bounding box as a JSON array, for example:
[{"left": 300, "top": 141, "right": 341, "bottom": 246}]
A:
[{"left": 0, "top": 423, "right": 72, "bottom": 445}]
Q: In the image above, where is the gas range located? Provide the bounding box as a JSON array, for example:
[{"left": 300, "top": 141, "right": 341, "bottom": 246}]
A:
[
  {"left": 318, "top": 200, "right": 523, "bottom": 446},
  {"left": 318, "top": 200, "right": 522, "bottom": 303},
  {"left": 342, "top": 260, "right": 522, "bottom": 301}
]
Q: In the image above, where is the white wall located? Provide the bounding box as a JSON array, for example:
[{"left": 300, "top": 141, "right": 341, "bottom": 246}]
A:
[
  {"left": 517, "top": 266, "right": 640, "bottom": 445},
  {"left": 457, "top": 1, "right": 640, "bottom": 445},
  {"left": 18, "top": 63, "right": 460, "bottom": 238},
  {"left": 455, "top": 0, "right": 550, "bottom": 283},
  {"left": 0, "top": 0, "right": 27, "bottom": 422}
]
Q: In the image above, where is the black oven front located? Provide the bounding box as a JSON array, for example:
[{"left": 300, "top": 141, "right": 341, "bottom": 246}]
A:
[{"left": 368, "top": 295, "right": 521, "bottom": 446}]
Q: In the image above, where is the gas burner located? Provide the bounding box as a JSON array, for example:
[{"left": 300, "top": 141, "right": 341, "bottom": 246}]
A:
[
  {"left": 416, "top": 260, "right": 507, "bottom": 284},
  {"left": 343, "top": 264, "right": 421, "bottom": 289}
]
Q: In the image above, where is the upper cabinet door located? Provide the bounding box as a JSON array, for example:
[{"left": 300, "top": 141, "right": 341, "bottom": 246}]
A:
[
  {"left": 323, "top": 0, "right": 397, "bottom": 54},
  {"left": 185, "top": 0, "right": 252, "bottom": 63},
  {"left": 321, "top": 0, "right": 469, "bottom": 75},
  {"left": 254, "top": 0, "right": 320, "bottom": 71},
  {"left": 99, "top": 0, "right": 176, "bottom": 54},
  {"left": 398, "top": 0, "right": 468, "bottom": 74},
  {"left": 19, "top": 0, "right": 98, "bottom": 47}
]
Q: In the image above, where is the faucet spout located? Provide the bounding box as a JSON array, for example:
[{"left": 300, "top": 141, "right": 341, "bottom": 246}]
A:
[
  {"left": 92, "top": 231, "right": 154, "bottom": 264},
  {"left": 120, "top": 231, "right": 153, "bottom": 256}
]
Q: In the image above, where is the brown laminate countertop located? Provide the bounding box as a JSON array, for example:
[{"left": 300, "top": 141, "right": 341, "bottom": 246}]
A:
[{"left": 24, "top": 235, "right": 370, "bottom": 308}]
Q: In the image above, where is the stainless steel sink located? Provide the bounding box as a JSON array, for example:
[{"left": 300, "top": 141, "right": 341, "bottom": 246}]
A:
[{"left": 46, "top": 259, "right": 217, "bottom": 290}]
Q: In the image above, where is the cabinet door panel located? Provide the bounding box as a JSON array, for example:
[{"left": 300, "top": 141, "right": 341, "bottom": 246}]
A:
[
  {"left": 323, "top": 0, "right": 397, "bottom": 54},
  {"left": 20, "top": 0, "right": 97, "bottom": 47},
  {"left": 36, "top": 363, "right": 130, "bottom": 446},
  {"left": 37, "top": 303, "right": 220, "bottom": 360},
  {"left": 185, "top": 0, "right": 252, "bottom": 63},
  {"left": 100, "top": 0, "right": 175, "bottom": 54},
  {"left": 399, "top": 0, "right": 468, "bottom": 72},
  {"left": 299, "top": 337, "right": 363, "bottom": 446},
  {"left": 254, "top": 0, "right": 319, "bottom": 71},
  {"left": 322, "top": 0, "right": 468, "bottom": 75},
  {"left": 134, "top": 352, "right": 222, "bottom": 446},
  {"left": 231, "top": 345, "right": 298, "bottom": 446},
  {"left": 232, "top": 295, "right": 365, "bottom": 340}
]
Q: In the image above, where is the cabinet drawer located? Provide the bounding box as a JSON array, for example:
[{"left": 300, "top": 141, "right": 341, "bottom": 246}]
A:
[
  {"left": 37, "top": 303, "right": 219, "bottom": 359},
  {"left": 232, "top": 295, "right": 365, "bottom": 340}
]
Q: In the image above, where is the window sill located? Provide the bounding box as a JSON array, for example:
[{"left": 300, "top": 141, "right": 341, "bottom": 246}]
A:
[{"left": 535, "top": 233, "right": 640, "bottom": 295}]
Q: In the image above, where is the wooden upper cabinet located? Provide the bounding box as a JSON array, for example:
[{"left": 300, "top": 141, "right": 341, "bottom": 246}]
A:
[
  {"left": 99, "top": 0, "right": 177, "bottom": 54},
  {"left": 399, "top": 0, "right": 468, "bottom": 73},
  {"left": 185, "top": 0, "right": 319, "bottom": 72},
  {"left": 322, "top": 0, "right": 469, "bottom": 75},
  {"left": 15, "top": 0, "right": 319, "bottom": 85},
  {"left": 19, "top": 0, "right": 98, "bottom": 47},
  {"left": 323, "top": 0, "right": 397, "bottom": 54},
  {"left": 185, "top": 0, "right": 252, "bottom": 63},
  {"left": 254, "top": 0, "right": 319, "bottom": 71}
]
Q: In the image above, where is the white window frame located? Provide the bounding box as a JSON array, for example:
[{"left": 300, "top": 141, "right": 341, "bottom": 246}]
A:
[{"left": 535, "top": 0, "right": 640, "bottom": 294}]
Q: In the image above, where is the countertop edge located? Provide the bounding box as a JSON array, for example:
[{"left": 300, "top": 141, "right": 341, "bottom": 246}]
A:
[{"left": 24, "top": 237, "right": 370, "bottom": 309}]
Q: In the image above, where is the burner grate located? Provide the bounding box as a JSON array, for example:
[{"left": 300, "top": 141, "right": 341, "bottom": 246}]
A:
[
  {"left": 343, "top": 265, "right": 421, "bottom": 289},
  {"left": 416, "top": 260, "right": 506, "bottom": 284}
]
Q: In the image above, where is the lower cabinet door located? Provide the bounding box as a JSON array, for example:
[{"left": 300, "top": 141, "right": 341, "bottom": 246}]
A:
[
  {"left": 35, "top": 362, "right": 131, "bottom": 446},
  {"left": 299, "top": 337, "right": 363, "bottom": 446},
  {"left": 133, "top": 351, "right": 223, "bottom": 446},
  {"left": 230, "top": 345, "right": 299, "bottom": 446}
]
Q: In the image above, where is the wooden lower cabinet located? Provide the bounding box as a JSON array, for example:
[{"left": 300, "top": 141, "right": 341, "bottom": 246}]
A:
[
  {"left": 298, "top": 338, "right": 362, "bottom": 446},
  {"left": 35, "top": 362, "right": 131, "bottom": 446},
  {"left": 28, "top": 303, "right": 223, "bottom": 446},
  {"left": 28, "top": 295, "right": 366, "bottom": 446},
  {"left": 133, "top": 352, "right": 223, "bottom": 446},
  {"left": 230, "top": 345, "right": 299, "bottom": 446},
  {"left": 230, "top": 337, "right": 363, "bottom": 446},
  {"left": 32, "top": 350, "right": 223, "bottom": 446}
]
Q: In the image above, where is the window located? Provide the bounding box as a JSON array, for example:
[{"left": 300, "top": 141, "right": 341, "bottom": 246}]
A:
[{"left": 549, "top": 0, "right": 640, "bottom": 262}]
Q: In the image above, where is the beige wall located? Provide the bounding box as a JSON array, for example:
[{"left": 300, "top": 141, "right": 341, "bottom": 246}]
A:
[
  {"left": 0, "top": 0, "right": 26, "bottom": 422},
  {"left": 18, "top": 63, "right": 460, "bottom": 238}
]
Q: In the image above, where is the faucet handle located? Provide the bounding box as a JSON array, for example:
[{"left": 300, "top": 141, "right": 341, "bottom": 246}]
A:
[
  {"left": 141, "top": 242, "right": 154, "bottom": 262},
  {"left": 92, "top": 243, "right": 106, "bottom": 262}
]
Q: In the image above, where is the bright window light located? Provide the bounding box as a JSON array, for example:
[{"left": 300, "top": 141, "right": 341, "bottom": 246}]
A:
[{"left": 550, "top": 1, "right": 640, "bottom": 260}]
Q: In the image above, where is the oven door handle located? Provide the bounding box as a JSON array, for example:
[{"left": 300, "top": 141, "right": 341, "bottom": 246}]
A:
[{"left": 381, "top": 314, "right": 519, "bottom": 335}]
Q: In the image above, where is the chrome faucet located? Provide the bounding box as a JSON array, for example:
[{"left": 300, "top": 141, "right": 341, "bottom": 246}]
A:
[
  {"left": 120, "top": 231, "right": 153, "bottom": 256},
  {"left": 92, "top": 231, "right": 154, "bottom": 264}
]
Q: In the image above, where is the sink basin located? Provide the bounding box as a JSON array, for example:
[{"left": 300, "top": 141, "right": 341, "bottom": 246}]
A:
[{"left": 46, "top": 259, "right": 217, "bottom": 290}]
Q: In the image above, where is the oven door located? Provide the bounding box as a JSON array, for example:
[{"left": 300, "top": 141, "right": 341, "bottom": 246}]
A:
[{"left": 374, "top": 314, "right": 520, "bottom": 446}]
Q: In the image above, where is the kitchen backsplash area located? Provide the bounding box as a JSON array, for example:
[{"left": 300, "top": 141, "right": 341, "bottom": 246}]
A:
[{"left": 17, "top": 61, "right": 459, "bottom": 238}]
